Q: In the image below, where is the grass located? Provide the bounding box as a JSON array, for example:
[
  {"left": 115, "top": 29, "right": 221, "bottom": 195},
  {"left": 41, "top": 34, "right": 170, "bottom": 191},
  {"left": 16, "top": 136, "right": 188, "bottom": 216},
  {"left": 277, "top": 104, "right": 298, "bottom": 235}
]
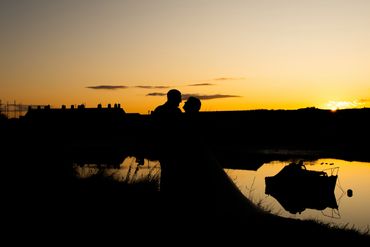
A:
[
  {"left": 73, "top": 166, "right": 369, "bottom": 243},
  {"left": 226, "top": 175, "right": 370, "bottom": 243},
  {"left": 71, "top": 161, "right": 161, "bottom": 194},
  {"left": 4, "top": 155, "right": 369, "bottom": 244}
]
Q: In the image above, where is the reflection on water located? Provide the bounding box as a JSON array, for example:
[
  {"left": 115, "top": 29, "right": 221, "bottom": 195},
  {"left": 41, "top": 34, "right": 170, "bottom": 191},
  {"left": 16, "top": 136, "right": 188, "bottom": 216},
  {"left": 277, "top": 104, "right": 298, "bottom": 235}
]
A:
[
  {"left": 226, "top": 159, "right": 370, "bottom": 233},
  {"left": 264, "top": 161, "right": 339, "bottom": 215},
  {"left": 73, "top": 156, "right": 161, "bottom": 185},
  {"left": 72, "top": 156, "right": 369, "bottom": 233}
]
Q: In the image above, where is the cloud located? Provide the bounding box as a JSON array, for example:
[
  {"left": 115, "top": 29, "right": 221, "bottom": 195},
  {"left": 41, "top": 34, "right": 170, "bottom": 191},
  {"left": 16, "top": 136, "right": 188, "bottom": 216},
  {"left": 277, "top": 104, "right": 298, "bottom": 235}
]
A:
[
  {"left": 147, "top": 92, "right": 241, "bottom": 100},
  {"left": 182, "top": 94, "right": 241, "bottom": 100},
  {"left": 188, "top": 83, "right": 215, "bottom": 87},
  {"left": 146, "top": 92, "right": 166, "bottom": 96},
  {"left": 146, "top": 92, "right": 242, "bottom": 100},
  {"left": 135, "top": 85, "right": 170, "bottom": 89},
  {"left": 86, "top": 85, "right": 128, "bottom": 90},
  {"left": 213, "top": 77, "right": 244, "bottom": 81}
]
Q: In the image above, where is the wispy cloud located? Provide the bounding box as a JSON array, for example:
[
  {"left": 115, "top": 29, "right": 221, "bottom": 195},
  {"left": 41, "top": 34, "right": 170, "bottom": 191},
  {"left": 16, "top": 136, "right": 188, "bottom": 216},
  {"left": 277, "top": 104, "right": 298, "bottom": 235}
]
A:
[
  {"left": 188, "top": 83, "right": 215, "bottom": 87},
  {"left": 359, "top": 98, "right": 370, "bottom": 103},
  {"left": 86, "top": 85, "right": 128, "bottom": 90},
  {"left": 147, "top": 92, "right": 241, "bottom": 100},
  {"left": 182, "top": 94, "right": 241, "bottom": 100},
  {"left": 213, "top": 77, "right": 244, "bottom": 81},
  {"left": 135, "top": 85, "right": 170, "bottom": 89},
  {"left": 146, "top": 92, "right": 166, "bottom": 96}
]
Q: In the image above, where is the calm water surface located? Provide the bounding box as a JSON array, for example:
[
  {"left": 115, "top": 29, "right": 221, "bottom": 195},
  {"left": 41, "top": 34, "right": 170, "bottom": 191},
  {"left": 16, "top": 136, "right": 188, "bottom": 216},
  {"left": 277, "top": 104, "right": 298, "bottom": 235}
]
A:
[
  {"left": 226, "top": 158, "right": 370, "bottom": 233},
  {"left": 74, "top": 157, "right": 370, "bottom": 233}
]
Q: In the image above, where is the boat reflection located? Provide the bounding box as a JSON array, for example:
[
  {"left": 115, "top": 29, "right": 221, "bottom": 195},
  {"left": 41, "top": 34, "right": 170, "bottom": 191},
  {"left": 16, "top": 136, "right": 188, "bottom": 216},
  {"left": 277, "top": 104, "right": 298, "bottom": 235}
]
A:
[{"left": 265, "top": 161, "right": 338, "bottom": 214}]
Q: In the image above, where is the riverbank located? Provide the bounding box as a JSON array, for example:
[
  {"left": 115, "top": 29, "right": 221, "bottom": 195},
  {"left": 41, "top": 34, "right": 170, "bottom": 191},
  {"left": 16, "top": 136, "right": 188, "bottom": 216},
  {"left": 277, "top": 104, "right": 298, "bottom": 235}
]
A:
[
  {"left": 1, "top": 108, "right": 369, "bottom": 243},
  {"left": 5, "top": 177, "right": 368, "bottom": 244},
  {"left": 2, "top": 154, "right": 369, "bottom": 244}
]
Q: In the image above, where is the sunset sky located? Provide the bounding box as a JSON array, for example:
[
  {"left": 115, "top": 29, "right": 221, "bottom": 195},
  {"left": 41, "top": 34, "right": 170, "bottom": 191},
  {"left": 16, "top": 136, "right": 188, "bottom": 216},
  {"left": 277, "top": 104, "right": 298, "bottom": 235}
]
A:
[{"left": 1, "top": 0, "right": 370, "bottom": 114}]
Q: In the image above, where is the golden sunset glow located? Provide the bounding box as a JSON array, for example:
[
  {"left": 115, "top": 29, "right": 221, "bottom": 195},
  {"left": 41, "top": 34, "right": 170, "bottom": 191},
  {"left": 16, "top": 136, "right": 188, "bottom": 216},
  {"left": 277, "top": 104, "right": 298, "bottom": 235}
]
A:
[
  {"left": 226, "top": 159, "right": 370, "bottom": 232},
  {"left": 324, "top": 100, "right": 366, "bottom": 111},
  {"left": 1, "top": 0, "right": 370, "bottom": 114}
]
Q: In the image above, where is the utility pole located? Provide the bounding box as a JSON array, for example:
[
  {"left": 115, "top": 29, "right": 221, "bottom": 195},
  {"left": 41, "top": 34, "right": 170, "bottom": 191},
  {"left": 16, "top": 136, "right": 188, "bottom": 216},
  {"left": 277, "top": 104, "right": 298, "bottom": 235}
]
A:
[{"left": 0, "top": 100, "right": 49, "bottom": 118}]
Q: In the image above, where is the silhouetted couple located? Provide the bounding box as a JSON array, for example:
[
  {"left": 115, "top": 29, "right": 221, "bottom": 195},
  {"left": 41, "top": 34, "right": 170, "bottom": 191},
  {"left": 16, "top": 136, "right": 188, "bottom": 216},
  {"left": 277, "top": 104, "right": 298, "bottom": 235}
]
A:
[
  {"left": 151, "top": 89, "right": 256, "bottom": 214},
  {"left": 151, "top": 89, "right": 202, "bottom": 194},
  {"left": 152, "top": 89, "right": 201, "bottom": 115}
]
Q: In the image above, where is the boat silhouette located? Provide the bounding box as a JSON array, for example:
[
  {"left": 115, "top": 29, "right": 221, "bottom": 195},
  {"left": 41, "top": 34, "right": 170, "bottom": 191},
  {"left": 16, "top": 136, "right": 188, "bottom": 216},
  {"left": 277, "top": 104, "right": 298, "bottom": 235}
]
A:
[{"left": 265, "top": 161, "right": 338, "bottom": 214}]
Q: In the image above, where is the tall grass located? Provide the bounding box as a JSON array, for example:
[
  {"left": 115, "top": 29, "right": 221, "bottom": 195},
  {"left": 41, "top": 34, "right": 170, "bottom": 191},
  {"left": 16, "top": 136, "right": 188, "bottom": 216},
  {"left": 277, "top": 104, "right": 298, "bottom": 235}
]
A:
[{"left": 72, "top": 158, "right": 161, "bottom": 193}]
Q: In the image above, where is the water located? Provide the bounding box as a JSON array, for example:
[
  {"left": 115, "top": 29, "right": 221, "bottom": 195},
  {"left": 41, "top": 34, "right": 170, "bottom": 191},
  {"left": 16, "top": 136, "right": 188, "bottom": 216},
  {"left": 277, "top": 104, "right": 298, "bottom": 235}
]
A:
[
  {"left": 226, "top": 158, "right": 370, "bottom": 233},
  {"left": 74, "top": 156, "right": 370, "bottom": 233},
  {"left": 73, "top": 156, "right": 161, "bottom": 185}
]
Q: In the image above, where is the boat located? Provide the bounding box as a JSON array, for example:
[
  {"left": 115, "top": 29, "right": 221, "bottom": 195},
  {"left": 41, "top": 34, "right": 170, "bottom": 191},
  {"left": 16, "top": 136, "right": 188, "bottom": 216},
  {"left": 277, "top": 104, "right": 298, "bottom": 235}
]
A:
[{"left": 265, "top": 161, "right": 338, "bottom": 214}]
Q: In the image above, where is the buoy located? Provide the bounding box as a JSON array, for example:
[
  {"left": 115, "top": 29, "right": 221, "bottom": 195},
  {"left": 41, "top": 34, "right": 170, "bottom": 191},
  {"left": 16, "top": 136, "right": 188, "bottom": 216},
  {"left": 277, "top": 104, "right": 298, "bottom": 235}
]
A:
[{"left": 347, "top": 189, "right": 353, "bottom": 197}]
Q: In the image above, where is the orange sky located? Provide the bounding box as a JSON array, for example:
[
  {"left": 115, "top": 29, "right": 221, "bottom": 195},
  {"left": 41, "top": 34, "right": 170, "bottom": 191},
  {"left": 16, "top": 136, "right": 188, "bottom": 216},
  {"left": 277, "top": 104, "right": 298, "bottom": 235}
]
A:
[{"left": 1, "top": 0, "right": 370, "bottom": 114}]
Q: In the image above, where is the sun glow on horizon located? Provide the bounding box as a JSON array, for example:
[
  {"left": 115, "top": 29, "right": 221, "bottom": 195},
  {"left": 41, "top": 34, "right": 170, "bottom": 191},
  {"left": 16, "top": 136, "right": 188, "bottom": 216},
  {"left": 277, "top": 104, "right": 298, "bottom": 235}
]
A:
[{"left": 323, "top": 100, "right": 365, "bottom": 111}]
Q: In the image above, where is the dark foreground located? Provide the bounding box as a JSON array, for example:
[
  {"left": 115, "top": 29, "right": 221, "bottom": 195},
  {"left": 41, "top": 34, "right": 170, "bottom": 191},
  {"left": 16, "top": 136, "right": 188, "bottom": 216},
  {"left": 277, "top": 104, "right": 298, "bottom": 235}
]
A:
[
  {"left": 4, "top": 176, "right": 370, "bottom": 245},
  {"left": 2, "top": 147, "right": 369, "bottom": 245},
  {"left": 1, "top": 108, "right": 370, "bottom": 244}
]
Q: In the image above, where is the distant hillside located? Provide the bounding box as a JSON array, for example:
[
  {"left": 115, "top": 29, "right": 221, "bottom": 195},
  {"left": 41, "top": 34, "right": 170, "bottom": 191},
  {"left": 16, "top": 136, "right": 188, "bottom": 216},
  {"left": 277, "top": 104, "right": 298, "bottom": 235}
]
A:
[
  {"left": 197, "top": 108, "right": 370, "bottom": 160},
  {"left": 1, "top": 107, "right": 370, "bottom": 166}
]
